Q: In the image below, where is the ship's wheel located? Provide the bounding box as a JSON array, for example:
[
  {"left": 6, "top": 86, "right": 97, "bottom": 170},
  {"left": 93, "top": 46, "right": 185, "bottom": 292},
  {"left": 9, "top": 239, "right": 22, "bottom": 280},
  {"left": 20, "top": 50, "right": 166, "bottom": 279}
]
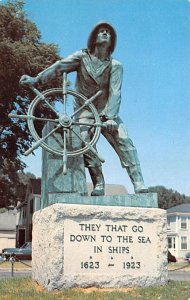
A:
[{"left": 9, "top": 73, "right": 104, "bottom": 174}]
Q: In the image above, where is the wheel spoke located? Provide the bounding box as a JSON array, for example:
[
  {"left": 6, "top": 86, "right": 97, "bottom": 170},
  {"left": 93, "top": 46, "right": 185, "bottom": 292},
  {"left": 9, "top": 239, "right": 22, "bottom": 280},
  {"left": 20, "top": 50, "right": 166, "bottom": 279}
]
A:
[
  {"left": 71, "top": 128, "right": 105, "bottom": 163},
  {"left": 24, "top": 124, "right": 62, "bottom": 156},
  {"left": 30, "top": 87, "right": 60, "bottom": 117},
  {"left": 8, "top": 113, "right": 59, "bottom": 123},
  {"left": 72, "top": 121, "right": 103, "bottom": 127},
  {"left": 71, "top": 90, "right": 102, "bottom": 118},
  {"left": 63, "top": 72, "right": 67, "bottom": 115},
  {"left": 33, "top": 117, "right": 59, "bottom": 123},
  {"left": 9, "top": 113, "right": 32, "bottom": 120},
  {"left": 63, "top": 129, "right": 68, "bottom": 174}
]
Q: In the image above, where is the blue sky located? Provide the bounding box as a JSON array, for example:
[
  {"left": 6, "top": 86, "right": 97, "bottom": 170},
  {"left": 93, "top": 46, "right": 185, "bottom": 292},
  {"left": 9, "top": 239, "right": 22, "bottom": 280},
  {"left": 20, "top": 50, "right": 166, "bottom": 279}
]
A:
[{"left": 5, "top": 0, "right": 190, "bottom": 195}]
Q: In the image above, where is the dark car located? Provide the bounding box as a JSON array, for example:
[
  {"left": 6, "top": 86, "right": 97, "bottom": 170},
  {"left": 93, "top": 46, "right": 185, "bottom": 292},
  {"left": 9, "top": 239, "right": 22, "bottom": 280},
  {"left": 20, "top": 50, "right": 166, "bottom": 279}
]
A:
[
  {"left": 2, "top": 242, "right": 32, "bottom": 260},
  {"left": 168, "top": 250, "right": 177, "bottom": 263}
]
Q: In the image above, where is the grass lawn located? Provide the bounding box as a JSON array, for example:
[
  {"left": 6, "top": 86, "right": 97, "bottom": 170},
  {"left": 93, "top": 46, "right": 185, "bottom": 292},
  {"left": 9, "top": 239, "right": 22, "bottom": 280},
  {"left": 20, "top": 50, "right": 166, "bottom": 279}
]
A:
[
  {"left": 0, "top": 261, "right": 31, "bottom": 270},
  {"left": 0, "top": 278, "right": 190, "bottom": 300}
]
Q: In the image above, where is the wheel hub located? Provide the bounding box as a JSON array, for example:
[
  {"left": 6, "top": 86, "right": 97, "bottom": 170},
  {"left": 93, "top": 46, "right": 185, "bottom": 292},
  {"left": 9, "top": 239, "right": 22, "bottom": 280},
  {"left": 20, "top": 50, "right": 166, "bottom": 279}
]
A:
[{"left": 59, "top": 114, "right": 72, "bottom": 128}]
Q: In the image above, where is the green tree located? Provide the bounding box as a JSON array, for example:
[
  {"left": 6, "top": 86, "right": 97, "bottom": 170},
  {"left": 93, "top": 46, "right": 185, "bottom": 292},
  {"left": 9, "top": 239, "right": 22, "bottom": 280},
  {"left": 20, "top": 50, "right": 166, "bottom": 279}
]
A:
[
  {"left": 148, "top": 186, "right": 190, "bottom": 209},
  {"left": 0, "top": 0, "right": 60, "bottom": 207}
]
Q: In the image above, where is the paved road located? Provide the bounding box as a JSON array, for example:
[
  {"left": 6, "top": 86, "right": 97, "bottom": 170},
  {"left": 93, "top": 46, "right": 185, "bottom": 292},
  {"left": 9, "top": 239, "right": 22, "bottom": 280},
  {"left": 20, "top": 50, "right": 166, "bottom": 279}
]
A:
[
  {"left": 0, "top": 269, "right": 32, "bottom": 278},
  {"left": 168, "top": 270, "right": 190, "bottom": 281},
  {"left": 0, "top": 269, "right": 189, "bottom": 281}
]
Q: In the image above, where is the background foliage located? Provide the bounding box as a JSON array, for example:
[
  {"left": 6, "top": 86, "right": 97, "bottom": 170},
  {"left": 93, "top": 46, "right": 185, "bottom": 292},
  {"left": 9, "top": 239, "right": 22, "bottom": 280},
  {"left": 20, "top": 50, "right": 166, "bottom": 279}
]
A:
[
  {"left": 148, "top": 186, "right": 190, "bottom": 209},
  {"left": 0, "top": 0, "right": 60, "bottom": 207}
]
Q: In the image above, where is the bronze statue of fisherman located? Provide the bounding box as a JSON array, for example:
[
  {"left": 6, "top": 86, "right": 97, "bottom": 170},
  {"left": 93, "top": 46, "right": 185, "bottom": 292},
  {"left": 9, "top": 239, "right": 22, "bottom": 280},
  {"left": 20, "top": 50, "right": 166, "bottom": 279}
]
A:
[{"left": 20, "top": 21, "right": 148, "bottom": 196}]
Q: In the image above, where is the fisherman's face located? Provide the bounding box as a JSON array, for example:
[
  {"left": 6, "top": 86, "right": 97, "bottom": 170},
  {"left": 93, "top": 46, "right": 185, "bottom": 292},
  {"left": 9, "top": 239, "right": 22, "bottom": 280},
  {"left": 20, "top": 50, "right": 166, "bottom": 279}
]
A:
[{"left": 95, "top": 27, "right": 111, "bottom": 47}]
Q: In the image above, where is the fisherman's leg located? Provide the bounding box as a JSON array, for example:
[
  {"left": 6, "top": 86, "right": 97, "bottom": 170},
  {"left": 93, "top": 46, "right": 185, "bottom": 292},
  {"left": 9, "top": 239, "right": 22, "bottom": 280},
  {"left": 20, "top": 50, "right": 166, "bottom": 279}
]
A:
[
  {"left": 102, "top": 117, "right": 147, "bottom": 193},
  {"left": 80, "top": 118, "right": 105, "bottom": 196},
  {"left": 83, "top": 153, "right": 105, "bottom": 196}
]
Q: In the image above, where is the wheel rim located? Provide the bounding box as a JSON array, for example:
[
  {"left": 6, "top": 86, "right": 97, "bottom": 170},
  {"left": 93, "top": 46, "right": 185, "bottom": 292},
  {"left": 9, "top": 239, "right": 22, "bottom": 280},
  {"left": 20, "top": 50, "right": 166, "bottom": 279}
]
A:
[{"left": 27, "top": 88, "right": 101, "bottom": 156}]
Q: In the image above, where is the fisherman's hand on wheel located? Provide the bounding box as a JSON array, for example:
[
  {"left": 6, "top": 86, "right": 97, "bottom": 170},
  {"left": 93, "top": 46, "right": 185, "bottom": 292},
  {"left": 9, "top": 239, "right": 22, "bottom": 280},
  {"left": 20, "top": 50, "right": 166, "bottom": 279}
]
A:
[
  {"left": 20, "top": 75, "right": 37, "bottom": 87},
  {"left": 104, "top": 119, "right": 118, "bottom": 133}
]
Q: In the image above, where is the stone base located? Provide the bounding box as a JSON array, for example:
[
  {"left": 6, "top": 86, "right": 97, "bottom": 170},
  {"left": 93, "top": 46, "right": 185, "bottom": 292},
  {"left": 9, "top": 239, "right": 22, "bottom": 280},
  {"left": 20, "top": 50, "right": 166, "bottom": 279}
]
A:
[
  {"left": 32, "top": 198, "right": 168, "bottom": 290},
  {"left": 46, "top": 192, "right": 158, "bottom": 208}
]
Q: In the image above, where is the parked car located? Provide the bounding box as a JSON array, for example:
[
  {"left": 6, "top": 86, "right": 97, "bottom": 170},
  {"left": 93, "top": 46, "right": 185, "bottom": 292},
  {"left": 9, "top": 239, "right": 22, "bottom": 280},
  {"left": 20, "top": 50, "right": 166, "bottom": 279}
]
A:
[
  {"left": 185, "top": 252, "right": 190, "bottom": 262},
  {"left": 168, "top": 250, "right": 177, "bottom": 263},
  {"left": 2, "top": 242, "right": 32, "bottom": 260}
]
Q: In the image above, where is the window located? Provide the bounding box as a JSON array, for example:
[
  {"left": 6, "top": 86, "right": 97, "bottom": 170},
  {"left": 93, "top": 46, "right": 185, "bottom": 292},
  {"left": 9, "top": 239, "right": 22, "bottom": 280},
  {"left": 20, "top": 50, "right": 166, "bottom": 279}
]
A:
[
  {"left": 23, "top": 206, "right": 26, "bottom": 218},
  {"left": 168, "top": 237, "right": 172, "bottom": 248},
  {"left": 181, "top": 236, "right": 187, "bottom": 250},
  {"left": 167, "top": 216, "right": 176, "bottom": 229},
  {"left": 173, "top": 238, "right": 176, "bottom": 249},
  {"left": 168, "top": 237, "right": 176, "bottom": 249},
  {"left": 181, "top": 217, "right": 187, "bottom": 230},
  {"left": 30, "top": 199, "right": 34, "bottom": 214},
  {"left": 167, "top": 218, "right": 170, "bottom": 229}
]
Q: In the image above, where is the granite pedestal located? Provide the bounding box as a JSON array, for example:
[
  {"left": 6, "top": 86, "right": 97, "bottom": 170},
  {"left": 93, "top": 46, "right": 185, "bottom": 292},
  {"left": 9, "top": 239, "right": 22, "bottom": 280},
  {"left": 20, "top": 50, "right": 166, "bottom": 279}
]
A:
[{"left": 32, "top": 194, "right": 168, "bottom": 291}]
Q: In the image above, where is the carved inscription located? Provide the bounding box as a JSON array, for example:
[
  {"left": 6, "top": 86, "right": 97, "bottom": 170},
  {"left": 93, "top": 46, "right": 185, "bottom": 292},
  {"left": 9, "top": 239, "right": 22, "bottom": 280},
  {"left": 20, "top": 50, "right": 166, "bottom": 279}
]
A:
[{"left": 64, "top": 219, "right": 157, "bottom": 275}]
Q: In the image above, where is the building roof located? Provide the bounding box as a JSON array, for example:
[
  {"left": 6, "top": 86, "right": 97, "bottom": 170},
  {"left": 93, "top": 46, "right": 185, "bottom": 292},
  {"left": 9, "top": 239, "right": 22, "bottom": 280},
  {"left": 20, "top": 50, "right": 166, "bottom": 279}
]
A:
[
  {"left": 87, "top": 183, "right": 128, "bottom": 195},
  {"left": 105, "top": 184, "right": 128, "bottom": 195},
  {"left": 0, "top": 209, "right": 17, "bottom": 231},
  {"left": 167, "top": 203, "right": 190, "bottom": 214}
]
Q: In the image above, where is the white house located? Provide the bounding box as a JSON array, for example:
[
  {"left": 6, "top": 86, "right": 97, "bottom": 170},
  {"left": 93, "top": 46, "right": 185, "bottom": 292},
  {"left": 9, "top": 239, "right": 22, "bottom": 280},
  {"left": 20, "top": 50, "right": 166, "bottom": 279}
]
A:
[
  {"left": 0, "top": 207, "right": 17, "bottom": 252},
  {"left": 16, "top": 178, "right": 41, "bottom": 247},
  {"left": 167, "top": 203, "right": 190, "bottom": 259}
]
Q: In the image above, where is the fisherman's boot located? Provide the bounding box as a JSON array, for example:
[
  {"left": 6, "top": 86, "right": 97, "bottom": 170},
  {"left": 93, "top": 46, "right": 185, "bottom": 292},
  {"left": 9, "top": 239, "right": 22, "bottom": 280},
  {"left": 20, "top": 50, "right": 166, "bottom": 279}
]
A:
[
  {"left": 126, "top": 165, "right": 148, "bottom": 193},
  {"left": 88, "top": 166, "right": 105, "bottom": 196}
]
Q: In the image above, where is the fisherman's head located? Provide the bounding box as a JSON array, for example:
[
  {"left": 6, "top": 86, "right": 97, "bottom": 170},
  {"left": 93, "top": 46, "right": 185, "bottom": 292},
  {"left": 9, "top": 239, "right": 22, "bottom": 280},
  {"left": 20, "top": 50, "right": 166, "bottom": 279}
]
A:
[{"left": 87, "top": 22, "right": 117, "bottom": 54}]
